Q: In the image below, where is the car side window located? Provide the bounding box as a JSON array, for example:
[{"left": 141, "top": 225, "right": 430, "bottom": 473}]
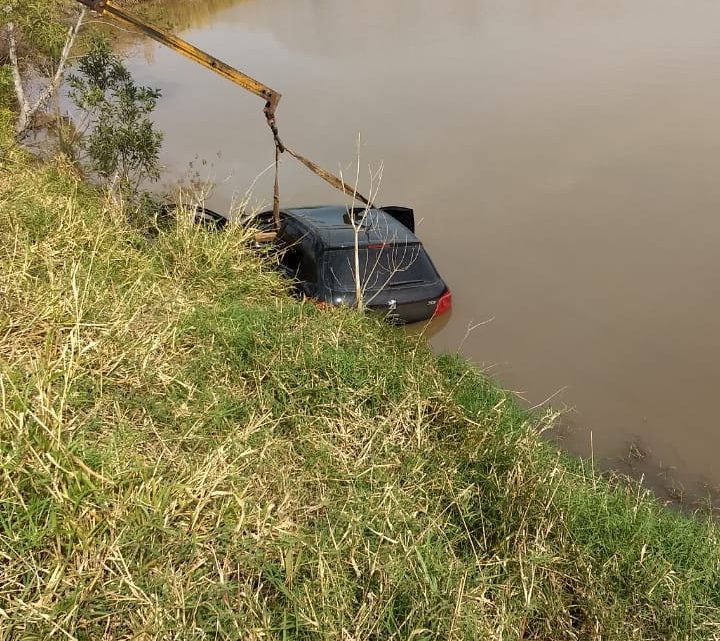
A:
[
  {"left": 279, "top": 225, "right": 318, "bottom": 293},
  {"left": 278, "top": 222, "right": 301, "bottom": 276},
  {"left": 281, "top": 245, "right": 302, "bottom": 277},
  {"left": 297, "top": 236, "right": 318, "bottom": 286}
]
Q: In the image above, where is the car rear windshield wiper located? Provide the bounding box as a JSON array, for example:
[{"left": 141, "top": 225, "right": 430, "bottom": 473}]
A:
[{"left": 390, "top": 279, "right": 425, "bottom": 287}]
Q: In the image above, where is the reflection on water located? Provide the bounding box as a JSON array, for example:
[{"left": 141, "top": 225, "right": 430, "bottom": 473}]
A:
[
  {"left": 123, "top": 0, "right": 720, "bottom": 507},
  {"left": 99, "top": 0, "right": 248, "bottom": 62},
  {"left": 127, "top": 0, "right": 245, "bottom": 30}
]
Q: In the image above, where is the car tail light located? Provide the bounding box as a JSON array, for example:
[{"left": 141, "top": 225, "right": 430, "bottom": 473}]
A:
[{"left": 433, "top": 289, "right": 452, "bottom": 317}]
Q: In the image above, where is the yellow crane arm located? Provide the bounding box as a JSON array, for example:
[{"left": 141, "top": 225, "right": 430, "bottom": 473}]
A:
[{"left": 76, "top": 0, "right": 281, "bottom": 120}]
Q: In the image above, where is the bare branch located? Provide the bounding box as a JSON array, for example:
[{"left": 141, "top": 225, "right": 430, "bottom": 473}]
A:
[
  {"left": 28, "top": 9, "right": 87, "bottom": 123},
  {"left": 11, "top": 8, "right": 87, "bottom": 138},
  {"left": 338, "top": 141, "right": 415, "bottom": 315}
]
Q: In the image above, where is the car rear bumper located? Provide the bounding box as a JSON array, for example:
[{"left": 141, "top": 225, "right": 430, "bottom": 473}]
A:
[{"left": 367, "top": 299, "right": 439, "bottom": 324}]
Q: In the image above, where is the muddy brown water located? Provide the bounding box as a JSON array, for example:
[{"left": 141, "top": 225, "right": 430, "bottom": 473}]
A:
[{"left": 122, "top": 0, "right": 720, "bottom": 506}]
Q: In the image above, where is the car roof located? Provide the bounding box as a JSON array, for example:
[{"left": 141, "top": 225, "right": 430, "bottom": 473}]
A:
[{"left": 281, "top": 206, "right": 420, "bottom": 249}]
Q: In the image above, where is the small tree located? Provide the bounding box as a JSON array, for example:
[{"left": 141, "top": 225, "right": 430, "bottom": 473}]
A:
[
  {"left": 68, "top": 37, "right": 163, "bottom": 198},
  {"left": 341, "top": 137, "right": 386, "bottom": 310}
]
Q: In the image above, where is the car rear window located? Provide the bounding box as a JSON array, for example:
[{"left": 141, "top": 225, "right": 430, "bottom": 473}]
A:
[{"left": 323, "top": 245, "right": 439, "bottom": 292}]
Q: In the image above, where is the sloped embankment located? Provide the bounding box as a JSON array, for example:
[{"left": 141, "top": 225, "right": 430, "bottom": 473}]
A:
[{"left": 1, "top": 154, "right": 720, "bottom": 639}]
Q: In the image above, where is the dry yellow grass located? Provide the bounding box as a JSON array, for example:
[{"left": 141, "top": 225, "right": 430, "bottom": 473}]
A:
[{"left": 1, "top": 154, "right": 720, "bottom": 639}]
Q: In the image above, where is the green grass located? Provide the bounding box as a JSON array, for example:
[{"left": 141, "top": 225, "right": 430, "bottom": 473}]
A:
[{"left": 2, "top": 154, "right": 720, "bottom": 640}]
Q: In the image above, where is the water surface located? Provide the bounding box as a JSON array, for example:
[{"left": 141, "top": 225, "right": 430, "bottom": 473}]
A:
[{"left": 124, "top": 0, "right": 720, "bottom": 505}]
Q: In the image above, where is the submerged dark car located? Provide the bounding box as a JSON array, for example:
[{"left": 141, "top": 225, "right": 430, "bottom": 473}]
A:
[{"left": 254, "top": 205, "right": 451, "bottom": 323}]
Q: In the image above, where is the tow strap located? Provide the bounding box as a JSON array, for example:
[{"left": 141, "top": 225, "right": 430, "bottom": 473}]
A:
[{"left": 267, "top": 112, "right": 374, "bottom": 229}]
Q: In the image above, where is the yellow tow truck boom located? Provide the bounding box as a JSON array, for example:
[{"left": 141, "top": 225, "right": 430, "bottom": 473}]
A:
[{"left": 75, "top": 0, "right": 373, "bottom": 222}]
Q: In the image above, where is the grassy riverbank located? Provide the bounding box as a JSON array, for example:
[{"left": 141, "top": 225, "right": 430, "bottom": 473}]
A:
[{"left": 2, "top": 139, "right": 720, "bottom": 639}]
